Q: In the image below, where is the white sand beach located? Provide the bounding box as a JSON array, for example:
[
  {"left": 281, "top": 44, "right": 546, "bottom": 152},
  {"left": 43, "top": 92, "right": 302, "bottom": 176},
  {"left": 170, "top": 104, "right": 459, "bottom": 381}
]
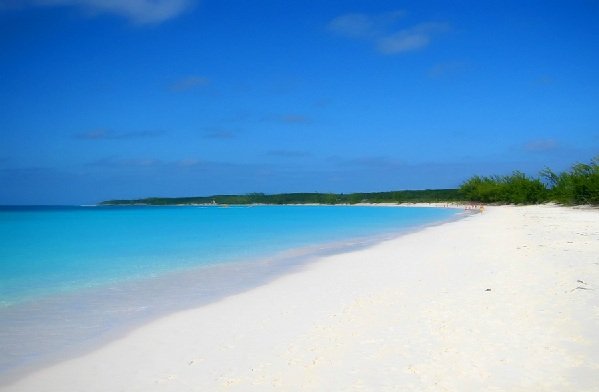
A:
[{"left": 4, "top": 205, "right": 599, "bottom": 391}]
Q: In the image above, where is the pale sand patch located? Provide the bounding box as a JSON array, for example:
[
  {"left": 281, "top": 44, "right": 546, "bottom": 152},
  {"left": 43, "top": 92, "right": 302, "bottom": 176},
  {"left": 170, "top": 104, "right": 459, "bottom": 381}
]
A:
[{"left": 4, "top": 205, "right": 599, "bottom": 391}]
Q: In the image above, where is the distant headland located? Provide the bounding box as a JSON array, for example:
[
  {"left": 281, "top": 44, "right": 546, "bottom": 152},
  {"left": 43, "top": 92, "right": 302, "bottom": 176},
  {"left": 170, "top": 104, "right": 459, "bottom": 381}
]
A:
[{"left": 99, "top": 189, "right": 462, "bottom": 206}]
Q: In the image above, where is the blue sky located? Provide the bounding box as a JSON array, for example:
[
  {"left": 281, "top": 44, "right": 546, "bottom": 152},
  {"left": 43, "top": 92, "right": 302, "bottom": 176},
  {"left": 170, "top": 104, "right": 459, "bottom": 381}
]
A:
[{"left": 1, "top": 0, "right": 598, "bottom": 204}]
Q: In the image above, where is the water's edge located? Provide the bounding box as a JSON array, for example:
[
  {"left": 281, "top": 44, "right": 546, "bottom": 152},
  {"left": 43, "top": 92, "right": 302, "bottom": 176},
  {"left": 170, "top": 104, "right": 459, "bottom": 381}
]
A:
[{"left": 0, "top": 209, "right": 473, "bottom": 386}]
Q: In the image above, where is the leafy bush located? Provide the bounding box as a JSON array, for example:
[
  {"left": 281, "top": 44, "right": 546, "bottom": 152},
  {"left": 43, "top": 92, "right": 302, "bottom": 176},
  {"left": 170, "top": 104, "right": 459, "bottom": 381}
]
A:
[
  {"left": 541, "top": 157, "right": 599, "bottom": 205},
  {"left": 459, "top": 172, "right": 548, "bottom": 204},
  {"left": 461, "top": 157, "right": 599, "bottom": 205},
  {"left": 501, "top": 171, "right": 549, "bottom": 204}
]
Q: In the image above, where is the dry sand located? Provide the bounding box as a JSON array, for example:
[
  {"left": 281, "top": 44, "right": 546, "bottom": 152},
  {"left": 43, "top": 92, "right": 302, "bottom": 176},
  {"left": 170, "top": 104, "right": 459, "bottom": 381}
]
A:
[{"left": 4, "top": 205, "right": 599, "bottom": 391}]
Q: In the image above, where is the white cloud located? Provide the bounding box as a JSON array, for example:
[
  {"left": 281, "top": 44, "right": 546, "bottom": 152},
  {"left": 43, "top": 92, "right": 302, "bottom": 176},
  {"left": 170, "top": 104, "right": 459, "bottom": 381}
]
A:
[
  {"left": 377, "top": 23, "right": 448, "bottom": 54},
  {"left": 329, "top": 12, "right": 448, "bottom": 55},
  {"left": 8, "top": 0, "right": 195, "bottom": 24},
  {"left": 377, "top": 31, "right": 429, "bottom": 54}
]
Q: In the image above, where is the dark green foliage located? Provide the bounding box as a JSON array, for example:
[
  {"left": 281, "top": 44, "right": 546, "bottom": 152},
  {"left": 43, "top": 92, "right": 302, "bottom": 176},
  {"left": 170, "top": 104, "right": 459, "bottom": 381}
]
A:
[
  {"left": 460, "top": 157, "right": 599, "bottom": 205},
  {"left": 541, "top": 157, "right": 599, "bottom": 205},
  {"left": 501, "top": 171, "right": 549, "bottom": 204},
  {"left": 100, "top": 189, "right": 462, "bottom": 206},
  {"left": 459, "top": 175, "right": 504, "bottom": 203},
  {"left": 459, "top": 172, "right": 548, "bottom": 204}
]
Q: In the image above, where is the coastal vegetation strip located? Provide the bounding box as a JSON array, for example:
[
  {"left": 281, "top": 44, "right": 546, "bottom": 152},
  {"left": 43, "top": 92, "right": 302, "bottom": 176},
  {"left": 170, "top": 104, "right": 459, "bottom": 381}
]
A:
[
  {"left": 99, "top": 189, "right": 462, "bottom": 206},
  {"left": 100, "top": 157, "right": 599, "bottom": 206}
]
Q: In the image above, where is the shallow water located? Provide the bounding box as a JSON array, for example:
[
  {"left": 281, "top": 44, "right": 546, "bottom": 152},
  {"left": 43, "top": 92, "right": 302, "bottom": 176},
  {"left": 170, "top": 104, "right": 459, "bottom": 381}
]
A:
[{"left": 0, "top": 205, "right": 457, "bottom": 305}]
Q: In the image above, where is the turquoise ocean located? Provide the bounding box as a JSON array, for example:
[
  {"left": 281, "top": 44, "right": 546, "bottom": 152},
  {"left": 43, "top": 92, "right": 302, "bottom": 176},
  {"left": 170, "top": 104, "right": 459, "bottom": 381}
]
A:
[{"left": 0, "top": 205, "right": 460, "bottom": 378}]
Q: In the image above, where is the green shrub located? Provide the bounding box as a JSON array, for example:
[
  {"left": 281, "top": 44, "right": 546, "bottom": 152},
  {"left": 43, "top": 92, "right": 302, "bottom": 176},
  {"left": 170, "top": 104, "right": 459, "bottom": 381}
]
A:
[
  {"left": 461, "top": 157, "right": 599, "bottom": 205},
  {"left": 501, "top": 171, "right": 549, "bottom": 204},
  {"left": 459, "top": 172, "right": 548, "bottom": 204},
  {"left": 542, "top": 157, "right": 599, "bottom": 205}
]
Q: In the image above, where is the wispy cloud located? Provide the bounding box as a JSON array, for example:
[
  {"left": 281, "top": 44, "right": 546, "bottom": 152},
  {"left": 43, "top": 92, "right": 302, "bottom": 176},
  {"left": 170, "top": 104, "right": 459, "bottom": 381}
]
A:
[
  {"left": 86, "top": 157, "right": 163, "bottom": 168},
  {"left": 5, "top": 0, "right": 196, "bottom": 24},
  {"left": 201, "top": 127, "right": 237, "bottom": 140},
  {"left": 266, "top": 150, "right": 311, "bottom": 158},
  {"left": 177, "top": 158, "right": 203, "bottom": 167},
  {"left": 532, "top": 75, "right": 555, "bottom": 87},
  {"left": 169, "top": 76, "right": 210, "bottom": 92},
  {"left": 523, "top": 138, "right": 560, "bottom": 152},
  {"left": 328, "top": 11, "right": 405, "bottom": 39},
  {"left": 74, "top": 129, "right": 162, "bottom": 140},
  {"left": 428, "top": 61, "right": 468, "bottom": 78},
  {"left": 85, "top": 156, "right": 256, "bottom": 174},
  {"left": 277, "top": 114, "right": 311, "bottom": 124},
  {"left": 376, "top": 23, "right": 448, "bottom": 54},
  {"left": 328, "top": 11, "right": 448, "bottom": 55},
  {"left": 329, "top": 156, "right": 406, "bottom": 171},
  {"left": 255, "top": 114, "right": 312, "bottom": 124}
]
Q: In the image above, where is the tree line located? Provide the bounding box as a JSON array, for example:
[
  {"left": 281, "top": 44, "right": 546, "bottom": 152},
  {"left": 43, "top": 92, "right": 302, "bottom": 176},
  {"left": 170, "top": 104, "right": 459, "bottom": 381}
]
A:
[
  {"left": 100, "top": 189, "right": 462, "bottom": 206},
  {"left": 459, "top": 156, "right": 599, "bottom": 205}
]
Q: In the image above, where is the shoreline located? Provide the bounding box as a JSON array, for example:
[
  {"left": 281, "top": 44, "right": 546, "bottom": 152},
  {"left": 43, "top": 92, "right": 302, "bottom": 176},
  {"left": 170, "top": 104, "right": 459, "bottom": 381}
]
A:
[
  {"left": 0, "top": 206, "right": 465, "bottom": 385},
  {"left": 4, "top": 205, "right": 598, "bottom": 390},
  {"left": 94, "top": 202, "right": 471, "bottom": 208}
]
